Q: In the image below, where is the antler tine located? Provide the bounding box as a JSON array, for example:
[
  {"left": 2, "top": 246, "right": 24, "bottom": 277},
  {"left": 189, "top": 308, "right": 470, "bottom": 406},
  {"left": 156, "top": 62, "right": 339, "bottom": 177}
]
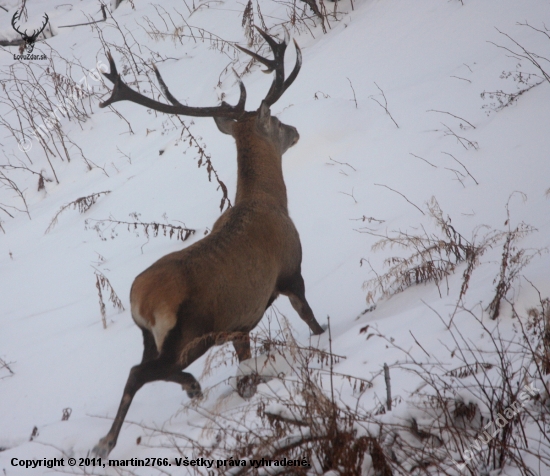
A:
[
  {"left": 99, "top": 52, "right": 246, "bottom": 118},
  {"left": 236, "top": 26, "right": 301, "bottom": 107},
  {"left": 282, "top": 40, "right": 301, "bottom": 90},
  {"left": 235, "top": 45, "right": 276, "bottom": 74},
  {"left": 282, "top": 26, "right": 290, "bottom": 46},
  {"left": 235, "top": 26, "right": 286, "bottom": 73},
  {"left": 154, "top": 62, "right": 247, "bottom": 111}
]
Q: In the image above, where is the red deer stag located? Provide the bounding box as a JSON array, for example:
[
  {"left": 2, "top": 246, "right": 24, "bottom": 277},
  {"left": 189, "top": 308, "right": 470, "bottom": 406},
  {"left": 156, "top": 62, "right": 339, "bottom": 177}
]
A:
[{"left": 92, "top": 28, "right": 325, "bottom": 458}]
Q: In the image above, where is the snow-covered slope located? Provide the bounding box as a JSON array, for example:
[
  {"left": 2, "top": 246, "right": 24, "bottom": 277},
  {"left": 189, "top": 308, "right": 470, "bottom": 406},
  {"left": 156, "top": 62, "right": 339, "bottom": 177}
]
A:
[{"left": 1, "top": 0, "right": 550, "bottom": 474}]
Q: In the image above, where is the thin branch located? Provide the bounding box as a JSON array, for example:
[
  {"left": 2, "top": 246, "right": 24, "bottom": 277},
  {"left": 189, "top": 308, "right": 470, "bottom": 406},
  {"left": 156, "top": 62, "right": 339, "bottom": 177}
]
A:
[
  {"left": 409, "top": 331, "right": 430, "bottom": 357},
  {"left": 444, "top": 167, "right": 466, "bottom": 188},
  {"left": 58, "top": 4, "right": 107, "bottom": 29},
  {"left": 450, "top": 75, "right": 472, "bottom": 83},
  {"left": 374, "top": 183, "right": 425, "bottom": 215},
  {"left": 346, "top": 77, "right": 358, "bottom": 109},
  {"left": 327, "top": 156, "right": 356, "bottom": 172},
  {"left": 409, "top": 152, "right": 437, "bottom": 168},
  {"left": 370, "top": 82, "right": 399, "bottom": 128},
  {"left": 490, "top": 27, "right": 550, "bottom": 83},
  {"left": 338, "top": 187, "right": 357, "bottom": 204},
  {"left": 441, "top": 151, "right": 479, "bottom": 185},
  {"left": 439, "top": 122, "right": 478, "bottom": 150},
  {"left": 427, "top": 109, "right": 476, "bottom": 129}
]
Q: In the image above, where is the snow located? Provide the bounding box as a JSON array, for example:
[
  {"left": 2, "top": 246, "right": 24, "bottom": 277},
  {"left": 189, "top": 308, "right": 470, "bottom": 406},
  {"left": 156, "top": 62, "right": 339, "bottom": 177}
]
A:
[{"left": 1, "top": 0, "right": 550, "bottom": 474}]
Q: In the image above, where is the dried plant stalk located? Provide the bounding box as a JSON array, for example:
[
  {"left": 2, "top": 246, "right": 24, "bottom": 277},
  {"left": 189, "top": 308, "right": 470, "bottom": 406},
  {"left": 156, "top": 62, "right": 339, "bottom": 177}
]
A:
[
  {"left": 94, "top": 269, "right": 125, "bottom": 329},
  {"left": 45, "top": 191, "right": 111, "bottom": 234}
]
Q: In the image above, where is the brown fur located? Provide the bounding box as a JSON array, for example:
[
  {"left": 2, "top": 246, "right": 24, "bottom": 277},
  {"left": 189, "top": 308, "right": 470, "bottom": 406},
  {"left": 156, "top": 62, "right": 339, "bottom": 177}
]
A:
[{"left": 130, "top": 113, "right": 315, "bottom": 355}]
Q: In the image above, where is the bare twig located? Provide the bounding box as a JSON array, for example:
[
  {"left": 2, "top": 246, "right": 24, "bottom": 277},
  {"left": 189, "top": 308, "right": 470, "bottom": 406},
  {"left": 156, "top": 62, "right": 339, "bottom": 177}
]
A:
[
  {"left": 58, "top": 4, "right": 107, "bottom": 28},
  {"left": 410, "top": 152, "right": 437, "bottom": 168},
  {"left": 444, "top": 167, "right": 466, "bottom": 187},
  {"left": 409, "top": 330, "right": 431, "bottom": 358},
  {"left": 0, "top": 357, "right": 15, "bottom": 377},
  {"left": 438, "top": 122, "right": 478, "bottom": 150},
  {"left": 370, "top": 82, "right": 399, "bottom": 128},
  {"left": 347, "top": 77, "right": 358, "bottom": 109},
  {"left": 374, "top": 183, "right": 425, "bottom": 215},
  {"left": 327, "top": 156, "right": 357, "bottom": 174},
  {"left": 427, "top": 109, "right": 476, "bottom": 129},
  {"left": 338, "top": 187, "right": 357, "bottom": 204},
  {"left": 441, "top": 151, "right": 479, "bottom": 185},
  {"left": 450, "top": 75, "right": 472, "bottom": 83},
  {"left": 350, "top": 215, "right": 385, "bottom": 224},
  {"left": 491, "top": 26, "right": 550, "bottom": 83}
]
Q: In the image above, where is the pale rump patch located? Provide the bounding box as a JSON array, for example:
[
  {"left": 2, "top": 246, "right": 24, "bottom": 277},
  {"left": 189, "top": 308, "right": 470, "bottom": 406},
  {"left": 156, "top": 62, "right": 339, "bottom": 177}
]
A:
[
  {"left": 151, "top": 308, "right": 177, "bottom": 351},
  {"left": 131, "top": 301, "right": 177, "bottom": 352},
  {"left": 131, "top": 301, "right": 151, "bottom": 329}
]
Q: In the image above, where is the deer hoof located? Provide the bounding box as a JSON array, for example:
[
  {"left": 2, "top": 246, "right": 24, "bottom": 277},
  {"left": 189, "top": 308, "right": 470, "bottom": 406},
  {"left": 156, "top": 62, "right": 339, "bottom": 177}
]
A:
[
  {"left": 236, "top": 373, "right": 263, "bottom": 399},
  {"left": 185, "top": 382, "right": 202, "bottom": 399},
  {"left": 311, "top": 323, "right": 327, "bottom": 335},
  {"left": 92, "top": 437, "right": 114, "bottom": 459}
]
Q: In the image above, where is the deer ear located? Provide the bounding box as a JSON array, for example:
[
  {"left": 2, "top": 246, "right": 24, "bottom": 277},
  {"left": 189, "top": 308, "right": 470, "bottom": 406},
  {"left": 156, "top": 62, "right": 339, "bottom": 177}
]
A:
[
  {"left": 257, "top": 101, "right": 271, "bottom": 130},
  {"left": 214, "top": 116, "right": 235, "bottom": 136}
]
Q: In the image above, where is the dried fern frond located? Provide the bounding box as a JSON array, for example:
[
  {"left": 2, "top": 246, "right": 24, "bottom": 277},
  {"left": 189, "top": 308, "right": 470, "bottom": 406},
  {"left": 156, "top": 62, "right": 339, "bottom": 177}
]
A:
[
  {"left": 86, "top": 214, "right": 195, "bottom": 242},
  {"left": 94, "top": 269, "right": 125, "bottom": 329},
  {"left": 363, "top": 197, "right": 501, "bottom": 303},
  {"left": 486, "top": 220, "right": 539, "bottom": 319},
  {"left": 45, "top": 191, "right": 110, "bottom": 234},
  {"left": 444, "top": 362, "right": 493, "bottom": 378}
]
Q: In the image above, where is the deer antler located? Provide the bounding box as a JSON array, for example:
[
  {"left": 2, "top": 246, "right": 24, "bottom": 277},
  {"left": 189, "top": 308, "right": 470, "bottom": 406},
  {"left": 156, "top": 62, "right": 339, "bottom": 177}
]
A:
[
  {"left": 236, "top": 26, "right": 301, "bottom": 107},
  {"left": 99, "top": 28, "right": 300, "bottom": 116},
  {"left": 99, "top": 52, "right": 246, "bottom": 118}
]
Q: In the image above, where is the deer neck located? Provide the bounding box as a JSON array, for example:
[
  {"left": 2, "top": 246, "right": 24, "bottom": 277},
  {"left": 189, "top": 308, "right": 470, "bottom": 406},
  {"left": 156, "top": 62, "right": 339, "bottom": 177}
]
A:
[{"left": 234, "top": 138, "right": 288, "bottom": 211}]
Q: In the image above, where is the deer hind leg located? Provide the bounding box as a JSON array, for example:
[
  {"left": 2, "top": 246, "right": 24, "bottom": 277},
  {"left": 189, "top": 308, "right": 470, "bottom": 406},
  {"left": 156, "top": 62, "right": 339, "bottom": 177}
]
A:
[
  {"left": 92, "top": 357, "right": 184, "bottom": 459},
  {"left": 141, "top": 328, "right": 159, "bottom": 363},
  {"left": 93, "top": 360, "right": 202, "bottom": 458},
  {"left": 282, "top": 274, "right": 325, "bottom": 335},
  {"left": 164, "top": 370, "right": 202, "bottom": 398},
  {"left": 138, "top": 328, "right": 200, "bottom": 396},
  {"left": 231, "top": 333, "right": 260, "bottom": 399},
  {"left": 93, "top": 323, "right": 208, "bottom": 458}
]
